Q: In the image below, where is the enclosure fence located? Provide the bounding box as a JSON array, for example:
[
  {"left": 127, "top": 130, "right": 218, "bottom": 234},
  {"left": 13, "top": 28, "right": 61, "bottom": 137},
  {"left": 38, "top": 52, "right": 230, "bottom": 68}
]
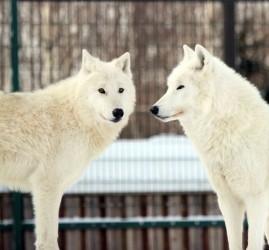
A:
[{"left": 0, "top": 0, "right": 269, "bottom": 249}]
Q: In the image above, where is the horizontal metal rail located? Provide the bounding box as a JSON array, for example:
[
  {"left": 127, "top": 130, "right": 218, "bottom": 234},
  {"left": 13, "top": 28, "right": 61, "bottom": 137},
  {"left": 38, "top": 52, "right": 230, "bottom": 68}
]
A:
[{"left": 0, "top": 216, "right": 226, "bottom": 231}]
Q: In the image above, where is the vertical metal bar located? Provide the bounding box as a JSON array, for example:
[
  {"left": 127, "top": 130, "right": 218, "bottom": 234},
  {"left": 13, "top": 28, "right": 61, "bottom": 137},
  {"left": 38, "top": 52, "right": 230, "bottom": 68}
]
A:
[
  {"left": 223, "top": 0, "right": 235, "bottom": 68},
  {"left": 9, "top": 0, "right": 20, "bottom": 92},
  {"left": 11, "top": 193, "right": 23, "bottom": 250},
  {"left": 10, "top": 0, "right": 23, "bottom": 249}
]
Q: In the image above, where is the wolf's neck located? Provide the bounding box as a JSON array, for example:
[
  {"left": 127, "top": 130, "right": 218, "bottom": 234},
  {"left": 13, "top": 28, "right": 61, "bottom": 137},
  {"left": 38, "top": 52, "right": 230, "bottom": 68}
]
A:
[
  {"left": 83, "top": 120, "right": 122, "bottom": 159},
  {"left": 42, "top": 74, "right": 123, "bottom": 159},
  {"left": 70, "top": 90, "right": 124, "bottom": 158},
  {"left": 181, "top": 76, "right": 267, "bottom": 153}
]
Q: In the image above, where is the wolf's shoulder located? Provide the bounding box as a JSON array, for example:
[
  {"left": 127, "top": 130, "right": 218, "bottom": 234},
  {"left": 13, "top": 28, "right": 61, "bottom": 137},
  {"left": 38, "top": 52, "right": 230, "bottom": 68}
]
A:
[
  {"left": 0, "top": 91, "right": 30, "bottom": 105},
  {"left": 0, "top": 90, "right": 56, "bottom": 116}
]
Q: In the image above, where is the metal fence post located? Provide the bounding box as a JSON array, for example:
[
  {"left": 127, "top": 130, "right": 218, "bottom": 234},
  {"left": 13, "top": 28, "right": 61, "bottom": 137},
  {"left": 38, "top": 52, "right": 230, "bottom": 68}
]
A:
[
  {"left": 9, "top": 0, "right": 23, "bottom": 249},
  {"left": 10, "top": 0, "right": 20, "bottom": 92},
  {"left": 223, "top": 0, "right": 235, "bottom": 68},
  {"left": 12, "top": 193, "right": 23, "bottom": 250}
]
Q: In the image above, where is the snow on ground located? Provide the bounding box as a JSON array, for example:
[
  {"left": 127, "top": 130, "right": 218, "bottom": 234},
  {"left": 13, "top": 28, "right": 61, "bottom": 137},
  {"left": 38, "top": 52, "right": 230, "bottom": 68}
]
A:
[
  {"left": 0, "top": 135, "right": 212, "bottom": 193},
  {"left": 68, "top": 134, "right": 212, "bottom": 193}
]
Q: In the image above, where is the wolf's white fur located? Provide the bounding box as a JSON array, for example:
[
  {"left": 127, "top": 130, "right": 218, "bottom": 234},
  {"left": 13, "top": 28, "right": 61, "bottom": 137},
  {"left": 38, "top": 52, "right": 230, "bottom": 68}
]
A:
[
  {"left": 152, "top": 44, "right": 269, "bottom": 250},
  {"left": 0, "top": 50, "right": 135, "bottom": 249}
]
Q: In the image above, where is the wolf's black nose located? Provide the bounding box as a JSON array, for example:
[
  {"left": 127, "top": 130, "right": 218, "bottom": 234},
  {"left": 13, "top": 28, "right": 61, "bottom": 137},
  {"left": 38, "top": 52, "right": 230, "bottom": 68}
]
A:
[
  {"left": 112, "top": 108, "right": 124, "bottom": 119},
  {"left": 150, "top": 106, "right": 159, "bottom": 115}
]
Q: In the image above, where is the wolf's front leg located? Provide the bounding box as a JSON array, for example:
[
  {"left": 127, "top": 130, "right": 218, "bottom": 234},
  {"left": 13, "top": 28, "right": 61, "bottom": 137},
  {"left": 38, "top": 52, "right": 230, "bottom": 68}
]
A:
[
  {"left": 245, "top": 194, "right": 268, "bottom": 250},
  {"left": 218, "top": 193, "right": 244, "bottom": 250},
  {"left": 32, "top": 185, "right": 63, "bottom": 250}
]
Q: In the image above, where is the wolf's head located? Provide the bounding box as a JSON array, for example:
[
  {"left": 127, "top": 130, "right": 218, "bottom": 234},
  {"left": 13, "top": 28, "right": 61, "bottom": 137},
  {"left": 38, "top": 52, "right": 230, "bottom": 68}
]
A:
[
  {"left": 150, "top": 44, "right": 215, "bottom": 123},
  {"left": 76, "top": 50, "right": 136, "bottom": 126}
]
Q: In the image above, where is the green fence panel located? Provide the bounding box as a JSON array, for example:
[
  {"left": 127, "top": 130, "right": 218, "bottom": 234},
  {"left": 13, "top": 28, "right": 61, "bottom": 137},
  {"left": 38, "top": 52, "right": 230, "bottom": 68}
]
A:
[{"left": 9, "top": 0, "right": 23, "bottom": 249}]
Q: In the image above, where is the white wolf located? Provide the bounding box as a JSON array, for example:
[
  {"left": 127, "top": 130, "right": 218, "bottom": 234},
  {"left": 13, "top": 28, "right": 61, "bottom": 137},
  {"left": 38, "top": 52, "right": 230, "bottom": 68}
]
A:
[
  {"left": 0, "top": 50, "right": 135, "bottom": 250},
  {"left": 150, "top": 44, "right": 269, "bottom": 250}
]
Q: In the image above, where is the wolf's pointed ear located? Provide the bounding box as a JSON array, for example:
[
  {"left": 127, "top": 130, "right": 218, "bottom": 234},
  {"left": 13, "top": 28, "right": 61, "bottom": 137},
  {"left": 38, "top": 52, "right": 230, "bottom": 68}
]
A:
[
  {"left": 114, "top": 52, "right": 131, "bottom": 76},
  {"left": 183, "top": 45, "right": 195, "bottom": 60},
  {"left": 81, "top": 49, "right": 97, "bottom": 72},
  {"left": 194, "top": 44, "right": 212, "bottom": 69}
]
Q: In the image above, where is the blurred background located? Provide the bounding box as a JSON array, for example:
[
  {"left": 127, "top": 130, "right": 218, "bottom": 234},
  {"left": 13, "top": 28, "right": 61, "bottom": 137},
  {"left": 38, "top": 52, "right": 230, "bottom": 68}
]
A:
[{"left": 0, "top": 0, "right": 269, "bottom": 249}]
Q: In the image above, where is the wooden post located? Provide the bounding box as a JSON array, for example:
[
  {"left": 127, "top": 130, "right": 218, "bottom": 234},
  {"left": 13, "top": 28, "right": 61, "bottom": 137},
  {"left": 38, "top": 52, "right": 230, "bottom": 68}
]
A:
[
  {"left": 181, "top": 194, "right": 189, "bottom": 250},
  {"left": 162, "top": 195, "right": 170, "bottom": 250}
]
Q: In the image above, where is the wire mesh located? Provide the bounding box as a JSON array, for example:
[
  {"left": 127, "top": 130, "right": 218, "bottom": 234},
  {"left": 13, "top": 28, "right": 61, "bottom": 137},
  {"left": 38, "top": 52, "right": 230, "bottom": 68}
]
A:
[
  {"left": 235, "top": 1, "right": 269, "bottom": 89},
  {"left": 14, "top": 0, "right": 225, "bottom": 138}
]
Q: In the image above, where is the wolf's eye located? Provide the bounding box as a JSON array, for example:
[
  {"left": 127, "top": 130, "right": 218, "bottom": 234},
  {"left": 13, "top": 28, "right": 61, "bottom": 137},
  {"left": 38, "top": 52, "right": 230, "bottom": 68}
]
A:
[
  {"left": 98, "top": 88, "right": 106, "bottom": 94},
  {"left": 177, "top": 85, "right": 185, "bottom": 90},
  {"left": 119, "top": 88, "right": 124, "bottom": 93}
]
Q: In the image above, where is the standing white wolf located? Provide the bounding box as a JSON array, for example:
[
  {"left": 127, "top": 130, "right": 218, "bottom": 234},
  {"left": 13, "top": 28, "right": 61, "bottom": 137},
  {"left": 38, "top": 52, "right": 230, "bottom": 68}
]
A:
[
  {"left": 0, "top": 50, "right": 135, "bottom": 249},
  {"left": 150, "top": 44, "right": 269, "bottom": 250}
]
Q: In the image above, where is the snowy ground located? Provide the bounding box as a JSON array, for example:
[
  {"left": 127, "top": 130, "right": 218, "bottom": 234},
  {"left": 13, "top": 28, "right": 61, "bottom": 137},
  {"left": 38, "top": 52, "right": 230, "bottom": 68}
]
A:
[
  {"left": 0, "top": 135, "right": 212, "bottom": 193},
  {"left": 68, "top": 134, "right": 211, "bottom": 193}
]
